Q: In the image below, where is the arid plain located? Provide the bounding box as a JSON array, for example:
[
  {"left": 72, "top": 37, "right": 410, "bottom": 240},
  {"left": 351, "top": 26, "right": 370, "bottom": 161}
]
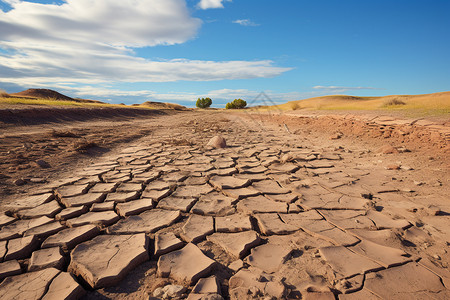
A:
[{"left": 0, "top": 90, "right": 449, "bottom": 299}]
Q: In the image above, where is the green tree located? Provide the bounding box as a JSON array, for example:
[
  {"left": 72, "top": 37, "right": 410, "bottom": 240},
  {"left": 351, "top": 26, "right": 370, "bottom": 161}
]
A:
[
  {"left": 225, "top": 98, "right": 247, "bottom": 109},
  {"left": 196, "top": 97, "right": 212, "bottom": 108}
]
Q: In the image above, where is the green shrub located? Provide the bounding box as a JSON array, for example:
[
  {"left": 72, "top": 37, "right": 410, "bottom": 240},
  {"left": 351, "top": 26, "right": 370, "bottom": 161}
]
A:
[
  {"left": 225, "top": 98, "right": 247, "bottom": 109},
  {"left": 196, "top": 97, "right": 212, "bottom": 108},
  {"left": 382, "top": 97, "right": 406, "bottom": 107},
  {"left": 290, "top": 102, "right": 301, "bottom": 110}
]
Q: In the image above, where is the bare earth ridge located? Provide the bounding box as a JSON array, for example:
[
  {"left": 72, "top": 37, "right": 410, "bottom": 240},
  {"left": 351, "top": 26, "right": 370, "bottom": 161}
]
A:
[{"left": 0, "top": 108, "right": 449, "bottom": 299}]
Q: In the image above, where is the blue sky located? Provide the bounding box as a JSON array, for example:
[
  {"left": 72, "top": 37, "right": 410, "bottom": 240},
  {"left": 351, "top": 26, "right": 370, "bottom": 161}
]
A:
[{"left": 0, "top": 0, "right": 449, "bottom": 107}]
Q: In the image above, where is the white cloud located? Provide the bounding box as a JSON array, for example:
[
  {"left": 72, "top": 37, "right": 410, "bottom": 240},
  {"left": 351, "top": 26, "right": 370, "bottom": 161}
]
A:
[
  {"left": 0, "top": 0, "right": 290, "bottom": 87},
  {"left": 313, "top": 86, "right": 382, "bottom": 93},
  {"left": 1, "top": 0, "right": 19, "bottom": 5},
  {"left": 197, "top": 0, "right": 229, "bottom": 10},
  {"left": 1, "top": 0, "right": 200, "bottom": 47},
  {"left": 232, "top": 19, "right": 260, "bottom": 26}
]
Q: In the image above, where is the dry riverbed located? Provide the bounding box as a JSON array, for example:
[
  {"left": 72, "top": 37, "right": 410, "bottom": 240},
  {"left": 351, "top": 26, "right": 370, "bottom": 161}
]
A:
[{"left": 0, "top": 107, "right": 449, "bottom": 299}]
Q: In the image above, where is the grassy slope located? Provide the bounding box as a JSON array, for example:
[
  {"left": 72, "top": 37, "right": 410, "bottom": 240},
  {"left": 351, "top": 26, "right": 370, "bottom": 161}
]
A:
[
  {"left": 0, "top": 95, "right": 128, "bottom": 107},
  {"left": 0, "top": 95, "right": 186, "bottom": 110},
  {"left": 261, "top": 92, "right": 450, "bottom": 116}
]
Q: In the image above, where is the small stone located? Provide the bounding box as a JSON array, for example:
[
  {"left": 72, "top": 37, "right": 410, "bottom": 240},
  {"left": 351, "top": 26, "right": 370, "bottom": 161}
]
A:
[
  {"left": 30, "top": 178, "right": 46, "bottom": 183},
  {"left": 163, "top": 284, "right": 187, "bottom": 298},
  {"left": 148, "top": 277, "right": 170, "bottom": 293},
  {"left": 229, "top": 268, "right": 286, "bottom": 300},
  {"left": 386, "top": 164, "right": 401, "bottom": 170},
  {"left": 153, "top": 287, "right": 164, "bottom": 298},
  {"left": 427, "top": 205, "right": 441, "bottom": 216},
  {"left": 378, "top": 145, "right": 398, "bottom": 154},
  {"left": 330, "top": 132, "right": 343, "bottom": 140},
  {"left": 36, "top": 160, "right": 51, "bottom": 168},
  {"left": 14, "top": 178, "right": 26, "bottom": 186},
  {"left": 207, "top": 136, "right": 227, "bottom": 148}
]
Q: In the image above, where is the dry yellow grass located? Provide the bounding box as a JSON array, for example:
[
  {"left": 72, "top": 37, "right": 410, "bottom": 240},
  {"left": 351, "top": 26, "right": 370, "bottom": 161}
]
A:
[
  {"left": 136, "top": 101, "right": 187, "bottom": 110},
  {"left": 0, "top": 96, "right": 123, "bottom": 107},
  {"left": 258, "top": 92, "right": 450, "bottom": 116},
  {"left": 0, "top": 95, "right": 187, "bottom": 111}
]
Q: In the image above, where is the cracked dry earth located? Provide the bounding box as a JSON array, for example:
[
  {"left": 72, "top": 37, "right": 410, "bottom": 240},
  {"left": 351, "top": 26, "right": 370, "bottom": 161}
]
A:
[{"left": 0, "top": 111, "right": 449, "bottom": 300}]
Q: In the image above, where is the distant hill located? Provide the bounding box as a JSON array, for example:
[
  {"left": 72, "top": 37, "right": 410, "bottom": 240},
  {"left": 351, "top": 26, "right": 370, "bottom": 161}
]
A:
[
  {"left": 135, "top": 101, "right": 187, "bottom": 110},
  {"left": 10, "top": 89, "right": 104, "bottom": 104},
  {"left": 268, "top": 91, "right": 450, "bottom": 111}
]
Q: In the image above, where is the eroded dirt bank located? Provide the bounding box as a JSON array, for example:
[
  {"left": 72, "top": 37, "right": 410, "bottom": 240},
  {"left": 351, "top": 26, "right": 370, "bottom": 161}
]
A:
[{"left": 0, "top": 109, "right": 448, "bottom": 299}]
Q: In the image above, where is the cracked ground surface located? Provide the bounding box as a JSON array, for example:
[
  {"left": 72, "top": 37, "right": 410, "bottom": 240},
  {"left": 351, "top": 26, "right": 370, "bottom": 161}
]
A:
[{"left": 0, "top": 109, "right": 449, "bottom": 299}]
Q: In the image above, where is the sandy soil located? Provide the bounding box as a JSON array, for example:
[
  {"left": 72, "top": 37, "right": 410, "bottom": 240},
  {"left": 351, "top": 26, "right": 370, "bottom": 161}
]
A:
[{"left": 0, "top": 107, "right": 449, "bottom": 299}]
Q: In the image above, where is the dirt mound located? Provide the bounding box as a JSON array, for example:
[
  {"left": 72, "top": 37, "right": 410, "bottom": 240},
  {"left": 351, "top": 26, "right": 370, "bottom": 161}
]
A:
[
  {"left": 0, "top": 106, "right": 168, "bottom": 128},
  {"left": 11, "top": 89, "right": 75, "bottom": 101}
]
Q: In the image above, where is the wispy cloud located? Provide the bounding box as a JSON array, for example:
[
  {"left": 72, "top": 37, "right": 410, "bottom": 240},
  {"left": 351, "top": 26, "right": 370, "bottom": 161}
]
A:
[
  {"left": 313, "top": 86, "right": 383, "bottom": 93},
  {"left": 232, "top": 19, "right": 260, "bottom": 26},
  {"left": 197, "top": 0, "right": 230, "bottom": 10},
  {"left": 0, "top": 0, "right": 290, "bottom": 87}
]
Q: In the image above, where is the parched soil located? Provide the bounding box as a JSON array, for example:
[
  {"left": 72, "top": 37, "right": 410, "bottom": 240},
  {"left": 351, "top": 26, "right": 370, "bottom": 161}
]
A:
[{"left": 0, "top": 107, "right": 449, "bottom": 299}]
